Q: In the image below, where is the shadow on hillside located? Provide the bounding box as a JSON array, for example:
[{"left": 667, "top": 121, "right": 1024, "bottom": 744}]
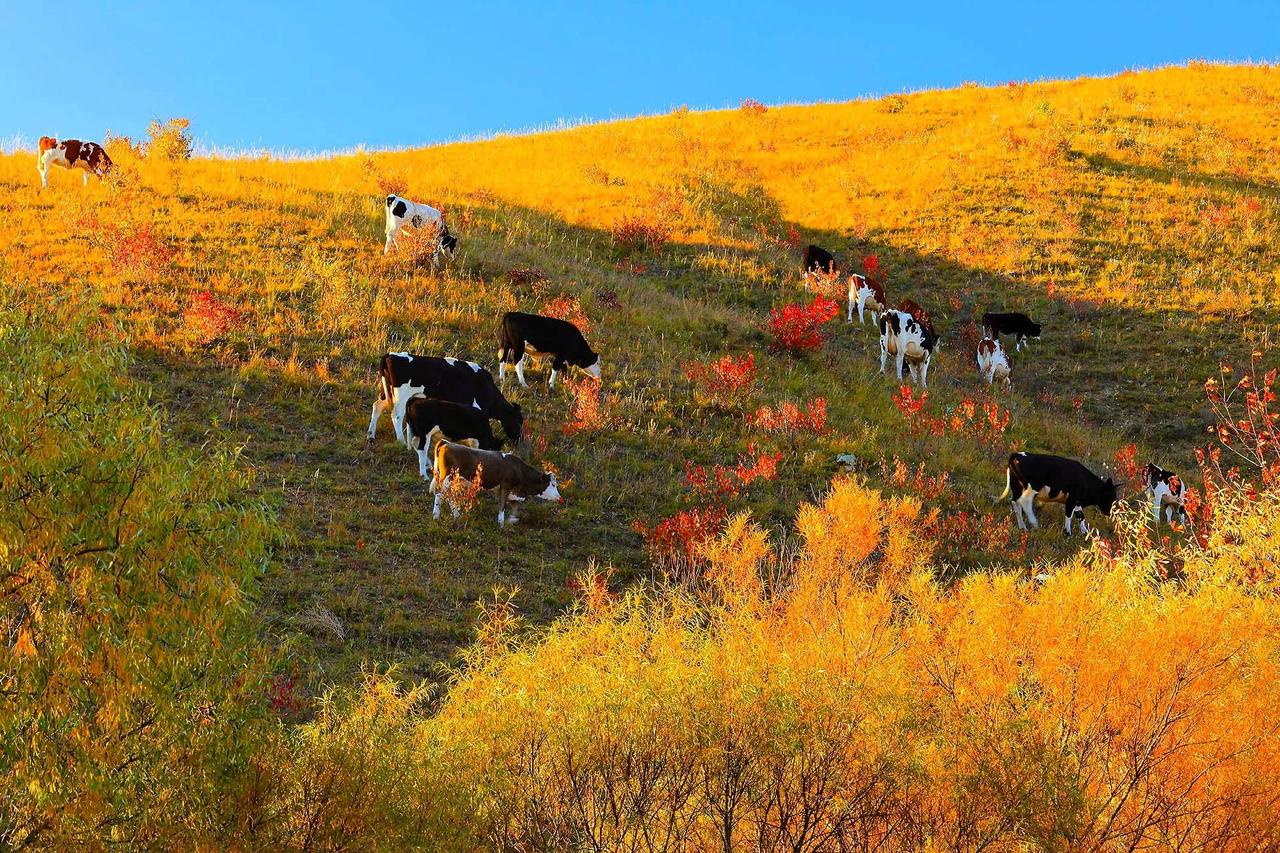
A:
[
  {"left": 111, "top": 179, "right": 1266, "bottom": 680},
  {"left": 1074, "top": 150, "right": 1280, "bottom": 199}
]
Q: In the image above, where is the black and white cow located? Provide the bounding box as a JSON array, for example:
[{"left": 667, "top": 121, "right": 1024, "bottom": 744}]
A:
[
  {"left": 982, "top": 312, "right": 1042, "bottom": 352},
  {"left": 997, "top": 451, "right": 1120, "bottom": 536},
  {"left": 368, "top": 352, "right": 523, "bottom": 447},
  {"left": 1145, "top": 462, "right": 1188, "bottom": 527},
  {"left": 498, "top": 312, "right": 601, "bottom": 388},
  {"left": 879, "top": 309, "right": 937, "bottom": 387},
  {"left": 384, "top": 194, "right": 458, "bottom": 260},
  {"left": 403, "top": 397, "right": 503, "bottom": 479}
]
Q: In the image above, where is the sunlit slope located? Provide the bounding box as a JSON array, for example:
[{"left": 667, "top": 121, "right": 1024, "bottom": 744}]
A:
[{"left": 1, "top": 62, "right": 1277, "bottom": 679}]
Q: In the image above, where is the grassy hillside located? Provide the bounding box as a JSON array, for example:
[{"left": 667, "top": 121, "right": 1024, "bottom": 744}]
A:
[{"left": 3, "top": 62, "right": 1278, "bottom": 687}]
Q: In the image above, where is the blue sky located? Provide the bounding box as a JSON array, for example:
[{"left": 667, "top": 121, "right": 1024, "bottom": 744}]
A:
[{"left": 2, "top": 1, "right": 1277, "bottom": 152}]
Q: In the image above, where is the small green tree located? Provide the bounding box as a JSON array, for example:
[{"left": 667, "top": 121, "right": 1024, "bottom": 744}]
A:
[{"left": 0, "top": 298, "right": 275, "bottom": 847}]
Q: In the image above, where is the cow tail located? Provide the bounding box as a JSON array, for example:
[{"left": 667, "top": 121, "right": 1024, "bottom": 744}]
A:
[{"left": 994, "top": 464, "right": 1013, "bottom": 503}]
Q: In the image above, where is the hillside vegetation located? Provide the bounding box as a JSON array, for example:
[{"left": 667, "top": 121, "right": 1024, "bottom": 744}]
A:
[{"left": 4, "top": 63, "right": 1280, "bottom": 848}]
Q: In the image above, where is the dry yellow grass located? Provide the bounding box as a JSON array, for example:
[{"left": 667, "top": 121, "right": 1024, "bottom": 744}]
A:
[{"left": 1, "top": 63, "right": 1277, "bottom": 682}]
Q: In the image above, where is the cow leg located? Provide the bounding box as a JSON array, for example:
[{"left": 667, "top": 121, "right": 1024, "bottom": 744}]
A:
[
  {"left": 37, "top": 159, "right": 48, "bottom": 188},
  {"left": 896, "top": 348, "right": 906, "bottom": 381},
  {"left": 516, "top": 355, "right": 529, "bottom": 388},
  {"left": 498, "top": 353, "right": 506, "bottom": 383},
  {"left": 919, "top": 355, "right": 930, "bottom": 388},
  {"left": 1077, "top": 510, "right": 1091, "bottom": 536},
  {"left": 433, "top": 475, "right": 450, "bottom": 520},
  {"left": 906, "top": 363, "right": 918, "bottom": 385},
  {"left": 368, "top": 393, "right": 390, "bottom": 442},
  {"left": 879, "top": 340, "right": 888, "bottom": 375},
  {"left": 497, "top": 487, "right": 508, "bottom": 526},
  {"left": 1018, "top": 489, "right": 1040, "bottom": 529},
  {"left": 417, "top": 447, "right": 431, "bottom": 480},
  {"left": 1011, "top": 499, "right": 1027, "bottom": 530},
  {"left": 548, "top": 367, "right": 558, "bottom": 388},
  {"left": 1064, "top": 503, "right": 1075, "bottom": 536},
  {"left": 1152, "top": 497, "right": 1164, "bottom": 526}
]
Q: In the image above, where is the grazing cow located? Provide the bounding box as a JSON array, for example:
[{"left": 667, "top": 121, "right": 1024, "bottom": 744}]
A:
[
  {"left": 798, "top": 244, "right": 839, "bottom": 277},
  {"left": 1145, "top": 462, "right": 1188, "bottom": 526},
  {"left": 368, "top": 353, "right": 523, "bottom": 447},
  {"left": 976, "top": 337, "right": 1011, "bottom": 386},
  {"left": 384, "top": 194, "right": 458, "bottom": 260},
  {"left": 897, "top": 299, "right": 939, "bottom": 342},
  {"left": 431, "top": 441, "right": 562, "bottom": 526},
  {"left": 982, "top": 311, "right": 1041, "bottom": 351},
  {"left": 996, "top": 452, "right": 1119, "bottom": 536},
  {"left": 879, "top": 310, "right": 937, "bottom": 387},
  {"left": 498, "top": 311, "right": 601, "bottom": 388},
  {"left": 403, "top": 397, "right": 503, "bottom": 479},
  {"left": 848, "top": 273, "right": 886, "bottom": 325},
  {"left": 37, "top": 136, "right": 112, "bottom": 187}
]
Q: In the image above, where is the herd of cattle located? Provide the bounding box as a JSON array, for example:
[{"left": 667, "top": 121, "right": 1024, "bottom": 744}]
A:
[
  {"left": 40, "top": 137, "right": 1188, "bottom": 537},
  {"left": 807, "top": 243, "right": 1187, "bottom": 537}
]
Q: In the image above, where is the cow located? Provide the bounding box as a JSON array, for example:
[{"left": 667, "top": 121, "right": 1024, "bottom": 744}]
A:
[
  {"left": 982, "top": 312, "right": 1041, "bottom": 352},
  {"left": 431, "top": 441, "right": 562, "bottom": 526},
  {"left": 37, "top": 136, "right": 113, "bottom": 187},
  {"left": 976, "top": 337, "right": 1011, "bottom": 386},
  {"left": 384, "top": 194, "right": 458, "bottom": 261},
  {"left": 367, "top": 353, "right": 523, "bottom": 447},
  {"left": 848, "top": 273, "right": 886, "bottom": 325},
  {"left": 897, "top": 299, "right": 939, "bottom": 344},
  {"left": 1145, "top": 462, "right": 1188, "bottom": 527},
  {"left": 498, "top": 311, "right": 601, "bottom": 388},
  {"left": 802, "top": 244, "right": 837, "bottom": 287},
  {"left": 879, "top": 310, "right": 937, "bottom": 387},
  {"left": 996, "top": 451, "right": 1119, "bottom": 536},
  {"left": 403, "top": 397, "right": 503, "bottom": 479}
]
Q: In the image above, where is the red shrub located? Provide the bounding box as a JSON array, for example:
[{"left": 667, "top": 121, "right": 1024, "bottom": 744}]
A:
[
  {"left": 739, "top": 98, "right": 768, "bottom": 115},
  {"left": 185, "top": 291, "right": 244, "bottom": 343},
  {"left": 508, "top": 266, "right": 549, "bottom": 287},
  {"left": 879, "top": 456, "right": 950, "bottom": 502},
  {"left": 751, "top": 398, "right": 828, "bottom": 436},
  {"left": 89, "top": 219, "right": 176, "bottom": 282},
  {"left": 765, "top": 296, "right": 839, "bottom": 354},
  {"left": 686, "top": 353, "right": 758, "bottom": 406},
  {"left": 686, "top": 444, "right": 782, "bottom": 499},
  {"left": 945, "top": 397, "right": 1011, "bottom": 442},
  {"left": 641, "top": 506, "right": 728, "bottom": 569},
  {"left": 542, "top": 295, "right": 591, "bottom": 334},
  {"left": 611, "top": 217, "right": 670, "bottom": 253},
  {"left": 1114, "top": 442, "right": 1142, "bottom": 491},
  {"left": 562, "top": 377, "right": 605, "bottom": 435},
  {"left": 893, "top": 386, "right": 944, "bottom": 436},
  {"left": 1203, "top": 354, "right": 1280, "bottom": 486},
  {"left": 266, "top": 672, "right": 304, "bottom": 719}
]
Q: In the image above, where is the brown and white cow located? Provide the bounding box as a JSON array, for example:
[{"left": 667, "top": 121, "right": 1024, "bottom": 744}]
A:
[
  {"left": 431, "top": 441, "right": 561, "bottom": 527},
  {"left": 37, "top": 137, "right": 113, "bottom": 187},
  {"left": 976, "top": 337, "right": 1011, "bottom": 386},
  {"left": 848, "top": 273, "right": 886, "bottom": 325}
]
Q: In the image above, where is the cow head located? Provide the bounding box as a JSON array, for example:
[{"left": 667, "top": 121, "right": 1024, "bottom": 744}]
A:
[
  {"left": 499, "top": 403, "right": 525, "bottom": 445},
  {"left": 536, "top": 471, "right": 562, "bottom": 502},
  {"left": 439, "top": 229, "right": 458, "bottom": 257},
  {"left": 1101, "top": 477, "right": 1120, "bottom": 515},
  {"left": 579, "top": 351, "right": 602, "bottom": 380}
]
